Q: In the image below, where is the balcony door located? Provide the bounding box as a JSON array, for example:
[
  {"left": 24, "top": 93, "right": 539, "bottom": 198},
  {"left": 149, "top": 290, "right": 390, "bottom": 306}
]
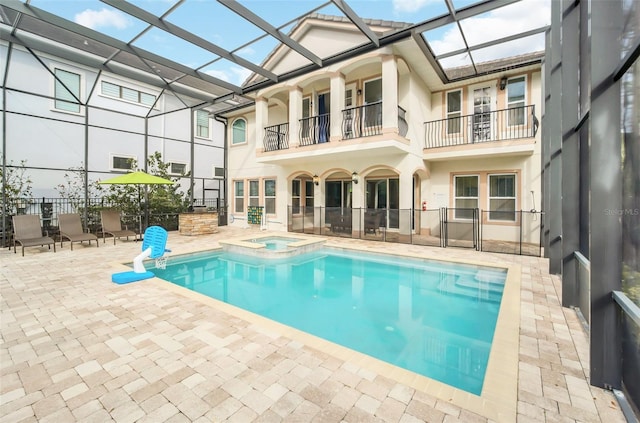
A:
[
  {"left": 365, "top": 177, "right": 399, "bottom": 230},
  {"left": 363, "top": 78, "right": 382, "bottom": 132},
  {"left": 301, "top": 96, "right": 312, "bottom": 142},
  {"left": 317, "top": 92, "right": 330, "bottom": 143},
  {"left": 470, "top": 84, "right": 495, "bottom": 142},
  {"left": 343, "top": 83, "right": 357, "bottom": 138}
]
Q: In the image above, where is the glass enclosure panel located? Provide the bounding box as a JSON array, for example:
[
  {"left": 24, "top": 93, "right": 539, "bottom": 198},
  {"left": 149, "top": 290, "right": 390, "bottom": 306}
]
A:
[
  {"left": 621, "top": 61, "right": 640, "bottom": 309},
  {"left": 620, "top": 20, "right": 640, "bottom": 414}
]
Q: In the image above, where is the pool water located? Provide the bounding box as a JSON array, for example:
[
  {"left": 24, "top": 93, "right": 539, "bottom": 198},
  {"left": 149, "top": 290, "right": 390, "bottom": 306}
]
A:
[{"left": 151, "top": 248, "right": 506, "bottom": 395}]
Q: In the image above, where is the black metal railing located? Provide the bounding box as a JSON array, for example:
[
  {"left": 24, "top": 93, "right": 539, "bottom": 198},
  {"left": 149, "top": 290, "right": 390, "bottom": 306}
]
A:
[
  {"left": 299, "top": 114, "right": 330, "bottom": 146},
  {"left": 263, "top": 122, "right": 289, "bottom": 151},
  {"left": 286, "top": 206, "right": 543, "bottom": 256},
  {"left": 424, "top": 105, "right": 539, "bottom": 148},
  {"left": 398, "top": 106, "right": 408, "bottom": 137},
  {"left": 342, "top": 102, "right": 383, "bottom": 139}
]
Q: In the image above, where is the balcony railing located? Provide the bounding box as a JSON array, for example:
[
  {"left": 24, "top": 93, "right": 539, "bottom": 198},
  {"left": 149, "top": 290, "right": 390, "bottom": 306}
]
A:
[
  {"left": 299, "top": 113, "right": 330, "bottom": 146},
  {"left": 424, "top": 105, "right": 539, "bottom": 149},
  {"left": 342, "top": 102, "right": 383, "bottom": 139},
  {"left": 263, "top": 122, "right": 289, "bottom": 152},
  {"left": 263, "top": 102, "right": 408, "bottom": 151}
]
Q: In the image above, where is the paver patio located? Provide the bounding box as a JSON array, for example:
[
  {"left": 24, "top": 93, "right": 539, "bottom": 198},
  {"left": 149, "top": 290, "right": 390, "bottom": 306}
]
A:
[{"left": 0, "top": 226, "right": 626, "bottom": 422}]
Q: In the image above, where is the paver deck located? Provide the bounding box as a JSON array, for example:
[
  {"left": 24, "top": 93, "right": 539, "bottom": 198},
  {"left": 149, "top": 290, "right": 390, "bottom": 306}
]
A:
[{"left": 0, "top": 227, "right": 625, "bottom": 422}]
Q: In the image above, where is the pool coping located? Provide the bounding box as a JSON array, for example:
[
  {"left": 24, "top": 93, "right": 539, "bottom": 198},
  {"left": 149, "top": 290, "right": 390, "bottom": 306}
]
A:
[{"left": 112, "top": 240, "right": 520, "bottom": 422}]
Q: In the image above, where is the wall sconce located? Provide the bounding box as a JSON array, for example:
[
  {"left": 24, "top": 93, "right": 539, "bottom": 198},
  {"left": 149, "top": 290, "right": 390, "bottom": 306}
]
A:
[
  {"left": 313, "top": 174, "right": 319, "bottom": 186},
  {"left": 499, "top": 76, "right": 508, "bottom": 91},
  {"left": 357, "top": 89, "right": 362, "bottom": 96},
  {"left": 352, "top": 171, "right": 359, "bottom": 184}
]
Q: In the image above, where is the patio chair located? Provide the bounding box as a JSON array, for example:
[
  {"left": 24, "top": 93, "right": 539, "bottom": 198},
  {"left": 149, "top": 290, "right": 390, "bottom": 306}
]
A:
[
  {"left": 364, "top": 211, "right": 383, "bottom": 235},
  {"left": 100, "top": 209, "right": 137, "bottom": 244},
  {"left": 12, "top": 215, "right": 56, "bottom": 256},
  {"left": 58, "top": 213, "right": 99, "bottom": 250}
]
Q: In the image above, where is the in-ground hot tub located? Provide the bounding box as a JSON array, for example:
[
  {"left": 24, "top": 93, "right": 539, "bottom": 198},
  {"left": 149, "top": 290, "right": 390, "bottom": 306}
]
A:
[{"left": 219, "top": 234, "right": 325, "bottom": 258}]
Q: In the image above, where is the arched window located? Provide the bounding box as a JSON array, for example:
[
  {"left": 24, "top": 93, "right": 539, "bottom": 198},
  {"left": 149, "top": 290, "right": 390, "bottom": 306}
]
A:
[{"left": 232, "top": 118, "right": 246, "bottom": 144}]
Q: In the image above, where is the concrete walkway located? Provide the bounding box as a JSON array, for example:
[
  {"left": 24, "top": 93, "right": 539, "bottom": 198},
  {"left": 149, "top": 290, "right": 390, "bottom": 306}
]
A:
[{"left": 0, "top": 227, "right": 626, "bottom": 422}]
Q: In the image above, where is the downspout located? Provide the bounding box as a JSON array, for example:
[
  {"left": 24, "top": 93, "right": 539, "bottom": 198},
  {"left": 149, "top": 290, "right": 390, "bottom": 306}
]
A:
[
  {"left": 214, "top": 115, "right": 228, "bottom": 224},
  {"left": 190, "top": 109, "right": 195, "bottom": 206}
]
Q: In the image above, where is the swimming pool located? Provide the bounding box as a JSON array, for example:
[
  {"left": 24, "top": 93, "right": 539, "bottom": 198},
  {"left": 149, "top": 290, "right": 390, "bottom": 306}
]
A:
[{"left": 151, "top": 246, "right": 507, "bottom": 395}]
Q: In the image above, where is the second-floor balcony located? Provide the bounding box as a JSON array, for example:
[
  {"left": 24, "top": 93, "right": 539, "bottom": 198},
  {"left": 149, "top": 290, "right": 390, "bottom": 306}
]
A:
[
  {"left": 263, "top": 102, "right": 408, "bottom": 152},
  {"left": 424, "top": 105, "right": 539, "bottom": 149}
]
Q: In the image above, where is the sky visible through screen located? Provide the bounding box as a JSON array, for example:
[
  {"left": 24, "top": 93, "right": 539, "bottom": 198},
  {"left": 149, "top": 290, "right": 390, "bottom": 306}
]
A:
[{"left": 27, "top": 0, "right": 550, "bottom": 86}]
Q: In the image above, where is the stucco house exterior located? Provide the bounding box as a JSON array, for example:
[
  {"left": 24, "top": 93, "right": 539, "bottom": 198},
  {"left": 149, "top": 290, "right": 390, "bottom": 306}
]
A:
[
  {"left": 0, "top": 40, "right": 225, "bottom": 203},
  {"left": 223, "top": 14, "right": 542, "bottom": 249}
]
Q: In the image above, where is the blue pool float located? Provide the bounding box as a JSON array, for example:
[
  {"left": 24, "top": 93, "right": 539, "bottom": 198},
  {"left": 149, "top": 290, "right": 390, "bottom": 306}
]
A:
[{"left": 112, "top": 226, "right": 171, "bottom": 284}]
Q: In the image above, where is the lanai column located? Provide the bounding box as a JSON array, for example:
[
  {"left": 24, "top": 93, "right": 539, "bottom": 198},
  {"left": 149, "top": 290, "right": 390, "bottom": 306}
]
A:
[
  {"left": 330, "top": 72, "right": 345, "bottom": 142},
  {"left": 289, "top": 86, "right": 302, "bottom": 148},
  {"left": 255, "top": 96, "right": 267, "bottom": 153},
  {"left": 398, "top": 170, "right": 413, "bottom": 243},
  {"left": 382, "top": 55, "right": 399, "bottom": 134}
]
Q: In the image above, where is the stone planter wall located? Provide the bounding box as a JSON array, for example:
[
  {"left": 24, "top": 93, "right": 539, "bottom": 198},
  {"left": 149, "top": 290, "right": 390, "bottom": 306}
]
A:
[{"left": 178, "top": 212, "right": 218, "bottom": 236}]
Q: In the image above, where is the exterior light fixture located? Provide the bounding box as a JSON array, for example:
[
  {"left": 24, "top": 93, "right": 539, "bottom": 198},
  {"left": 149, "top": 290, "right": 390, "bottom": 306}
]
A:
[
  {"left": 313, "top": 174, "right": 319, "bottom": 186},
  {"left": 499, "top": 76, "right": 508, "bottom": 90},
  {"left": 352, "top": 171, "right": 359, "bottom": 184}
]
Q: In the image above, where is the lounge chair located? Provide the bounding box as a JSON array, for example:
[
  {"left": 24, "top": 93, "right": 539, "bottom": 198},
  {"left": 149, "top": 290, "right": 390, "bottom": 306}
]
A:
[
  {"left": 58, "top": 213, "right": 99, "bottom": 250},
  {"left": 12, "top": 215, "right": 56, "bottom": 256},
  {"left": 100, "top": 209, "right": 137, "bottom": 244}
]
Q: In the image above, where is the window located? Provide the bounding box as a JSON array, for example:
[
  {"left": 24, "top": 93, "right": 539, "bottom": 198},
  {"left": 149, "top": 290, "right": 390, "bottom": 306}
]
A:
[
  {"left": 454, "top": 175, "right": 478, "bottom": 219},
  {"left": 111, "top": 155, "right": 136, "bottom": 171},
  {"left": 305, "top": 180, "right": 314, "bottom": 211},
  {"left": 54, "top": 68, "right": 81, "bottom": 113},
  {"left": 292, "top": 180, "right": 301, "bottom": 214},
  {"left": 196, "top": 110, "right": 210, "bottom": 138},
  {"left": 264, "top": 179, "right": 276, "bottom": 214},
  {"left": 249, "top": 180, "right": 259, "bottom": 207},
  {"left": 101, "top": 81, "right": 157, "bottom": 106},
  {"left": 507, "top": 76, "right": 526, "bottom": 126},
  {"left": 213, "top": 167, "right": 225, "bottom": 178},
  {"left": 232, "top": 118, "right": 246, "bottom": 144},
  {"left": 234, "top": 181, "right": 244, "bottom": 213},
  {"left": 168, "top": 162, "right": 187, "bottom": 176},
  {"left": 446, "top": 90, "right": 462, "bottom": 134},
  {"left": 488, "top": 174, "right": 516, "bottom": 221}
]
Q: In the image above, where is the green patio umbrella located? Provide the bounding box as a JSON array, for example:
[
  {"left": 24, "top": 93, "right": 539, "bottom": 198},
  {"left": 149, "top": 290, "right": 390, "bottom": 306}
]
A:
[
  {"left": 99, "top": 171, "right": 174, "bottom": 186},
  {"left": 99, "top": 171, "right": 175, "bottom": 234}
]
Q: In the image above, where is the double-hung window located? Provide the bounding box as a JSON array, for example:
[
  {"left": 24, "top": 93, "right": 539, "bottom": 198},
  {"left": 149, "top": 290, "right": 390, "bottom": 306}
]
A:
[
  {"left": 234, "top": 181, "right": 244, "bottom": 213},
  {"left": 264, "top": 179, "right": 276, "bottom": 214},
  {"left": 249, "top": 180, "right": 260, "bottom": 207},
  {"left": 196, "top": 110, "right": 210, "bottom": 138},
  {"left": 507, "top": 77, "right": 526, "bottom": 126},
  {"left": 454, "top": 175, "right": 478, "bottom": 219},
  {"left": 305, "top": 180, "right": 314, "bottom": 212},
  {"left": 54, "top": 68, "right": 81, "bottom": 113},
  {"left": 292, "top": 180, "right": 301, "bottom": 214},
  {"left": 488, "top": 174, "right": 516, "bottom": 221},
  {"left": 446, "top": 90, "right": 462, "bottom": 135}
]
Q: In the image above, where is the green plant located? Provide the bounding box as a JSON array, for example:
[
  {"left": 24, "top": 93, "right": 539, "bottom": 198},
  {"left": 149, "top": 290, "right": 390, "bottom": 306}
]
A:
[
  {"left": 146, "top": 151, "right": 191, "bottom": 214},
  {"left": 56, "top": 166, "right": 104, "bottom": 211},
  {"left": 0, "top": 159, "right": 33, "bottom": 215}
]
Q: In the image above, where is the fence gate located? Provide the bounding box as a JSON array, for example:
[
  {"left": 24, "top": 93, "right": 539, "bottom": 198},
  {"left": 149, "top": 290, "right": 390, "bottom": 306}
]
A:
[{"left": 442, "top": 207, "right": 480, "bottom": 250}]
